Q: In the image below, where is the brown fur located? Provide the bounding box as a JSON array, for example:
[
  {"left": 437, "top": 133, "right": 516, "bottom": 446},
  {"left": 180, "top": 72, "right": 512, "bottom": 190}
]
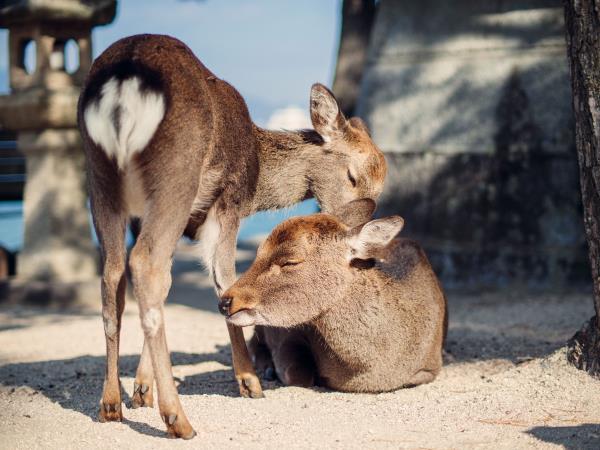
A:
[
  {"left": 221, "top": 203, "right": 447, "bottom": 393},
  {"left": 78, "top": 34, "right": 386, "bottom": 438}
]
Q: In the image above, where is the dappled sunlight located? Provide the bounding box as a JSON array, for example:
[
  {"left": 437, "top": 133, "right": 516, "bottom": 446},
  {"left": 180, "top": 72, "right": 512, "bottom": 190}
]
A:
[
  {"left": 0, "top": 0, "right": 598, "bottom": 447},
  {"left": 1, "top": 288, "right": 599, "bottom": 447}
]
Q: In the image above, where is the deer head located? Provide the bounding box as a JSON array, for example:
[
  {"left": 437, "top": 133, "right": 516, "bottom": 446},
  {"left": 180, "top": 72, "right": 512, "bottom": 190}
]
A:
[{"left": 220, "top": 199, "right": 404, "bottom": 327}]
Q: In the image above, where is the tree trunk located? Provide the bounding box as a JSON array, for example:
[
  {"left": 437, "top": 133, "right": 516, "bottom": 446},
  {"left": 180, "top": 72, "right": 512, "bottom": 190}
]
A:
[
  {"left": 563, "top": 0, "right": 600, "bottom": 377},
  {"left": 332, "top": 0, "right": 376, "bottom": 117}
]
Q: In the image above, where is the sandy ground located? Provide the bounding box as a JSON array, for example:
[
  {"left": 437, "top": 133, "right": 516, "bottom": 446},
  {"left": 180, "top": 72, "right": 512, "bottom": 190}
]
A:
[{"left": 1, "top": 242, "right": 600, "bottom": 449}]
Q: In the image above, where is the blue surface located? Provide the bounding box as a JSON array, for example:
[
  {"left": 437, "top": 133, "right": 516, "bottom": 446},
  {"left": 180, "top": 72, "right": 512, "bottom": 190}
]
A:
[
  {"left": 238, "top": 199, "right": 318, "bottom": 241},
  {"left": 0, "top": 0, "right": 339, "bottom": 122},
  {"left": 0, "top": 201, "right": 23, "bottom": 251},
  {"left": 0, "top": 199, "right": 318, "bottom": 251}
]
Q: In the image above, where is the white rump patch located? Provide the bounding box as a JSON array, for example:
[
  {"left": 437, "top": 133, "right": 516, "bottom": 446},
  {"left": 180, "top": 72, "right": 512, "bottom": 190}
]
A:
[
  {"left": 84, "top": 76, "right": 165, "bottom": 169},
  {"left": 142, "top": 308, "right": 162, "bottom": 337}
]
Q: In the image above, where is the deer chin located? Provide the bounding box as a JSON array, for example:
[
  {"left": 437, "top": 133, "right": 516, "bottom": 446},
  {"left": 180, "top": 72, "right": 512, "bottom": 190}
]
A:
[{"left": 226, "top": 309, "right": 268, "bottom": 327}]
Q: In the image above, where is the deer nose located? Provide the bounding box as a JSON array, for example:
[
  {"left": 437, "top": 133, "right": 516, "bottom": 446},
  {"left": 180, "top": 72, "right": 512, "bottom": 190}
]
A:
[{"left": 218, "top": 297, "right": 232, "bottom": 316}]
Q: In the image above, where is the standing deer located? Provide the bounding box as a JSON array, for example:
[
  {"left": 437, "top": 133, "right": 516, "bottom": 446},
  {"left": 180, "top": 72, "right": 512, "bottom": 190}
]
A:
[
  {"left": 220, "top": 200, "right": 447, "bottom": 393},
  {"left": 78, "top": 34, "right": 386, "bottom": 438}
]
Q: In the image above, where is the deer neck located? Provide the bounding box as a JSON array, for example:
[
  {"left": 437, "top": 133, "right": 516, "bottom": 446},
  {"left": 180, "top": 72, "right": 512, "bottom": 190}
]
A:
[
  {"left": 250, "top": 126, "right": 323, "bottom": 213},
  {"left": 311, "top": 272, "right": 387, "bottom": 368}
]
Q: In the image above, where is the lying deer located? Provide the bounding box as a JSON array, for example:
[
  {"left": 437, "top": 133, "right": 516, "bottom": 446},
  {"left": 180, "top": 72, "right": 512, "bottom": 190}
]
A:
[
  {"left": 78, "top": 34, "right": 386, "bottom": 438},
  {"left": 220, "top": 200, "right": 447, "bottom": 393}
]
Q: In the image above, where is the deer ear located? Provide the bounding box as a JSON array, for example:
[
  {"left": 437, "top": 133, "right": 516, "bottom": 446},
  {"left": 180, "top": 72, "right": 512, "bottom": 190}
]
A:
[
  {"left": 347, "top": 216, "right": 404, "bottom": 260},
  {"left": 310, "top": 83, "right": 346, "bottom": 142},
  {"left": 348, "top": 117, "right": 371, "bottom": 136},
  {"left": 332, "top": 198, "right": 376, "bottom": 228}
]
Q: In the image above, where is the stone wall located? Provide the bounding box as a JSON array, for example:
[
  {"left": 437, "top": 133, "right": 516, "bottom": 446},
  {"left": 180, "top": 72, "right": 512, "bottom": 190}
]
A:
[{"left": 357, "top": 0, "right": 587, "bottom": 288}]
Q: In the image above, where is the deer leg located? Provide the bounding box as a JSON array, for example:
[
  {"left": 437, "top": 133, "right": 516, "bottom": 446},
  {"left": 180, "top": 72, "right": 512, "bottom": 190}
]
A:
[
  {"left": 92, "top": 198, "right": 127, "bottom": 422},
  {"left": 271, "top": 332, "right": 317, "bottom": 388},
  {"left": 406, "top": 369, "right": 437, "bottom": 387},
  {"left": 131, "top": 219, "right": 154, "bottom": 409},
  {"left": 124, "top": 156, "right": 202, "bottom": 438},
  {"left": 249, "top": 326, "right": 276, "bottom": 381},
  {"left": 205, "top": 207, "right": 264, "bottom": 398},
  {"left": 129, "top": 223, "right": 195, "bottom": 439},
  {"left": 131, "top": 339, "right": 154, "bottom": 408},
  {"left": 99, "top": 259, "right": 127, "bottom": 421},
  {"left": 226, "top": 324, "right": 264, "bottom": 398}
]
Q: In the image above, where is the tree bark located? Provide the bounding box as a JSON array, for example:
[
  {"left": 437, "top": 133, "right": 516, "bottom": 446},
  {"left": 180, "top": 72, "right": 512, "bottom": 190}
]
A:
[
  {"left": 563, "top": 0, "right": 600, "bottom": 377},
  {"left": 332, "top": 0, "right": 376, "bottom": 117}
]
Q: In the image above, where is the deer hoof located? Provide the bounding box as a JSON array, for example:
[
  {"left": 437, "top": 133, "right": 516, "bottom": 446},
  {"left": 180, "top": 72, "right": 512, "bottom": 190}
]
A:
[
  {"left": 238, "top": 374, "right": 265, "bottom": 399},
  {"left": 98, "top": 401, "right": 123, "bottom": 422},
  {"left": 131, "top": 382, "right": 153, "bottom": 408},
  {"left": 163, "top": 413, "right": 196, "bottom": 439}
]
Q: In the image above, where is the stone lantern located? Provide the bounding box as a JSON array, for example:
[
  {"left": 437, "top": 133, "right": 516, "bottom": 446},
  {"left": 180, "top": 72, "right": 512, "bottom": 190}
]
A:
[{"left": 0, "top": 0, "right": 116, "bottom": 283}]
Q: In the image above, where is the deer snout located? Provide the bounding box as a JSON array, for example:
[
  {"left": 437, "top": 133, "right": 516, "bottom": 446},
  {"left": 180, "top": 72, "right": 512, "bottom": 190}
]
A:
[
  {"left": 219, "top": 287, "right": 261, "bottom": 327},
  {"left": 218, "top": 297, "right": 232, "bottom": 316}
]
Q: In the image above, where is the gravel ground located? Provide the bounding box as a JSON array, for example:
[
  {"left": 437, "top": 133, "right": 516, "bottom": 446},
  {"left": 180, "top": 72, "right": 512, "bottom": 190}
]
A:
[{"left": 1, "top": 242, "right": 599, "bottom": 449}]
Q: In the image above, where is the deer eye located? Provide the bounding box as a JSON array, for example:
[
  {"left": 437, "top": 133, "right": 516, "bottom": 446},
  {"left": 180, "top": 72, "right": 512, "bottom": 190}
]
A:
[
  {"left": 347, "top": 170, "right": 357, "bottom": 187},
  {"left": 280, "top": 259, "right": 303, "bottom": 268}
]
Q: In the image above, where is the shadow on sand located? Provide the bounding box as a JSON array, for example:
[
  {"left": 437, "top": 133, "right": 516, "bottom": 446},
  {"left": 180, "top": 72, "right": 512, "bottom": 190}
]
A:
[
  {"left": 527, "top": 424, "right": 600, "bottom": 449},
  {"left": 0, "top": 347, "right": 282, "bottom": 438},
  {"left": 0, "top": 240, "right": 591, "bottom": 439}
]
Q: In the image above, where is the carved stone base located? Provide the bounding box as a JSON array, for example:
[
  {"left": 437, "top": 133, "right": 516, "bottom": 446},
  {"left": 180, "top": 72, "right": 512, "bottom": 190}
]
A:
[
  {"left": 0, "top": 277, "right": 101, "bottom": 307},
  {"left": 17, "top": 129, "right": 98, "bottom": 282}
]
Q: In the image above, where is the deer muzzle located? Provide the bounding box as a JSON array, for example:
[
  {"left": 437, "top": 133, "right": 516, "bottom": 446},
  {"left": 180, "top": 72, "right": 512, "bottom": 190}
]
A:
[{"left": 219, "top": 287, "right": 264, "bottom": 327}]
